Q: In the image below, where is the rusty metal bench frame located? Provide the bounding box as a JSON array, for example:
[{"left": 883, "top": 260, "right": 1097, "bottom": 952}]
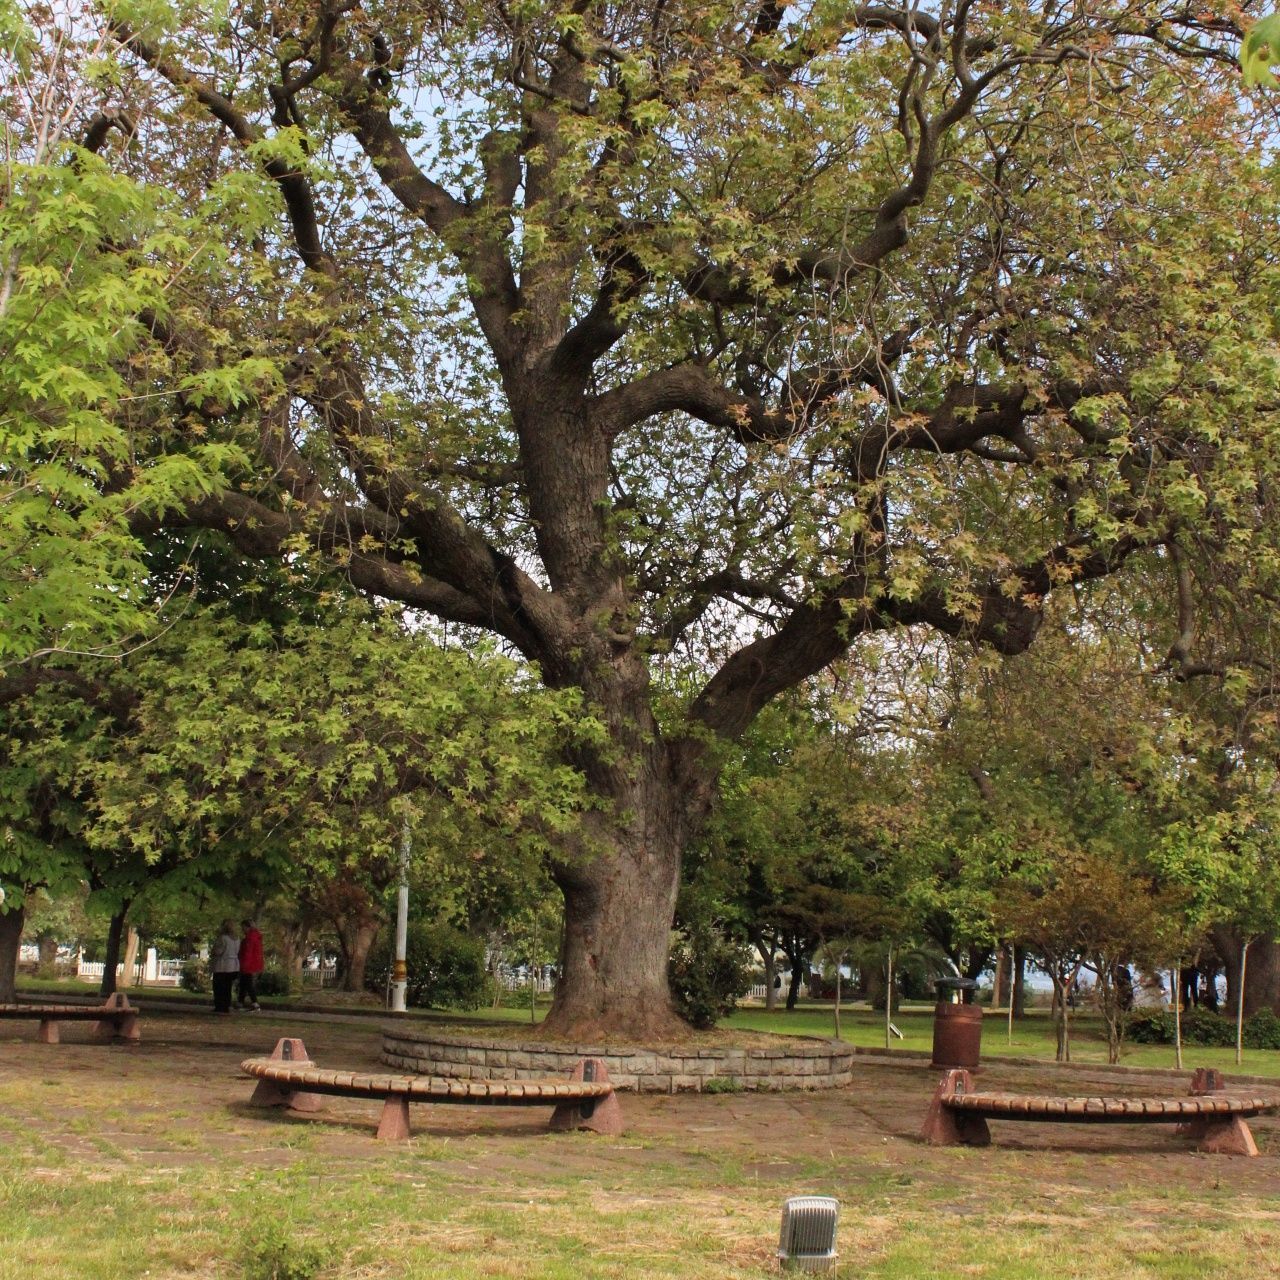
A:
[
  {"left": 241, "top": 1037, "right": 624, "bottom": 1141},
  {"left": 922, "top": 1067, "right": 1275, "bottom": 1156},
  {"left": 0, "top": 993, "right": 140, "bottom": 1044}
]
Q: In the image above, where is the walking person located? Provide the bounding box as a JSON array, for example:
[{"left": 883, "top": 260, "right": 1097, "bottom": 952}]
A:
[
  {"left": 211, "top": 920, "right": 239, "bottom": 1014},
  {"left": 238, "top": 918, "right": 264, "bottom": 1011}
]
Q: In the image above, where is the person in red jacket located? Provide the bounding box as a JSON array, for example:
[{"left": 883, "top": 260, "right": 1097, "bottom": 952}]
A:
[{"left": 237, "top": 919, "right": 265, "bottom": 1010}]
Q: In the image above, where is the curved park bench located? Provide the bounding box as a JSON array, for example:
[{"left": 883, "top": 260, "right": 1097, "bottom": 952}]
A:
[
  {"left": 922, "top": 1067, "right": 1276, "bottom": 1156},
  {"left": 0, "top": 993, "right": 140, "bottom": 1044},
  {"left": 241, "top": 1037, "right": 624, "bottom": 1141}
]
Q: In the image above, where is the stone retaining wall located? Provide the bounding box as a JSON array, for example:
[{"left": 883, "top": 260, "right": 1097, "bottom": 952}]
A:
[{"left": 381, "top": 1026, "right": 853, "bottom": 1093}]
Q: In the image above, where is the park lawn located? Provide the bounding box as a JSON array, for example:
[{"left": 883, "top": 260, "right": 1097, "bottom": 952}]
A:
[
  {"left": 17, "top": 979, "right": 1280, "bottom": 1078},
  {"left": 478, "top": 1000, "right": 1280, "bottom": 1080},
  {"left": 2, "top": 1012, "right": 1279, "bottom": 1280},
  {"left": 722, "top": 1005, "right": 1280, "bottom": 1079}
]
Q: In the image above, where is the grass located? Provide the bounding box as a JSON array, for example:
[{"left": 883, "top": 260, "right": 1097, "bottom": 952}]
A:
[
  {"left": 722, "top": 1004, "right": 1280, "bottom": 1078},
  {"left": 18, "top": 977, "right": 1280, "bottom": 1076},
  {"left": 2, "top": 1009, "right": 1280, "bottom": 1279}
]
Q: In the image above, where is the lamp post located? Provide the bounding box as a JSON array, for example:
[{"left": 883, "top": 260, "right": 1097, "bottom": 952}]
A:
[{"left": 389, "top": 821, "right": 410, "bottom": 1014}]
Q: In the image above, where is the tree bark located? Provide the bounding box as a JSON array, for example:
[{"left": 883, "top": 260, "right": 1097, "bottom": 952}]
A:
[
  {"left": 1242, "top": 938, "right": 1280, "bottom": 1017},
  {"left": 1236, "top": 941, "right": 1249, "bottom": 1067},
  {"left": 342, "top": 919, "right": 379, "bottom": 993},
  {"left": 542, "top": 804, "right": 686, "bottom": 1041},
  {"left": 121, "top": 926, "right": 140, "bottom": 988},
  {"left": 0, "top": 906, "right": 25, "bottom": 1003},
  {"left": 1012, "top": 948, "right": 1027, "bottom": 1019},
  {"left": 275, "top": 920, "right": 309, "bottom": 980},
  {"left": 785, "top": 957, "right": 805, "bottom": 1011},
  {"left": 1215, "top": 929, "right": 1280, "bottom": 1017},
  {"left": 963, "top": 948, "right": 990, "bottom": 983},
  {"left": 99, "top": 907, "right": 129, "bottom": 997},
  {"left": 751, "top": 930, "right": 779, "bottom": 1012}
]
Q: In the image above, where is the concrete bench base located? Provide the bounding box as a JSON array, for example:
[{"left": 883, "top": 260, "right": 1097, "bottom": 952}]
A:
[
  {"left": 922, "top": 1067, "right": 1275, "bottom": 1156},
  {"left": 242, "top": 1038, "right": 624, "bottom": 1141},
  {"left": 0, "top": 994, "right": 140, "bottom": 1044}
]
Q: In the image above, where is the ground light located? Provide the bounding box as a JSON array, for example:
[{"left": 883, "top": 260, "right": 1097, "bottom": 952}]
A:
[{"left": 777, "top": 1196, "right": 839, "bottom": 1272}]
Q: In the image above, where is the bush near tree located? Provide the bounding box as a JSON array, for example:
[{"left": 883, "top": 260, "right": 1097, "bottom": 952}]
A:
[{"left": 365, "top": 920, "right": 490, "bottom": 1011}]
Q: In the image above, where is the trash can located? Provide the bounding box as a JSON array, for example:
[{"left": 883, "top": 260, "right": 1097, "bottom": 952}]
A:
[{"left": 930, "top": 977, "right": 982, "bottom": 1071}]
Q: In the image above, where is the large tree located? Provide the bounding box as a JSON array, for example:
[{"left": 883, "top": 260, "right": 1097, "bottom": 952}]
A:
[{"left": 15, "top": 2, "right": 1280, "bottom": 1036}]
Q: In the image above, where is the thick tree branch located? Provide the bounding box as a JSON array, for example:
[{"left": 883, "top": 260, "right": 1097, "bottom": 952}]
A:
[
  {"left": 112, "top": 22, "right": 333, "bottom": 276},
  {"left": 140, "top": 490, "right": 548, "bottom": 655},
  {"left": 336, "top": 84, "right": 521, "bottom": 366},
  {"left": 686, "top": 528, "right": 1144, "bottom": 745}
]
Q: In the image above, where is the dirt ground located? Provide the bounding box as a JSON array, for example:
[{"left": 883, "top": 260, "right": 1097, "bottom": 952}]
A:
[
  {"left": 8, "top": 1009, "right": 1277, "bottom": 1173},
  {"left": 3, "top": 1008, "right": 1280, "bottom": 1278}
]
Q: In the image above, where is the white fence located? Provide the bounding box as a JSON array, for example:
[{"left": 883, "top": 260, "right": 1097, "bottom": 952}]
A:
[
  {"left": 76, "top": 949, "right": 182, "bottom": 987},
  {"left": 748, "top": 975, "right": 797, "bottom": 1001},
  {"left": 497, "top": 968, "right": 555, "bottom": 994},
  {"left": 298, "top": 964, "right": 339, "bottom": 987}
]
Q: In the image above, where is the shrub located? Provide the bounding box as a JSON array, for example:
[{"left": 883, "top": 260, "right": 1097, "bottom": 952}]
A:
[
  {"left": 180, "top": 958, "right": 208, "bottom": 994},
  {"left": 1126, "top": 1006, "right": 1248, "bottom": 1047},
  {"left": 1182, "top": 1007, "right": 1238, "bottom": 1047},
  {"left": 1126, "top": 1008, "right": 1175, "bottom": 1044},
  {"left": 255, "top": 968, "right": 292, "bottom": 999},
  {"left": 1244, "top": 1008, "right": 1280, "bottom": 1050},
  {"left": 668, "top": 920, "right": 752, "bottom": 1029},
  {"left": 242, "top": 1226, "right": 325, "bottom": 1280},
  {"left": 365, "top": 920, "right": 489, "bottom": 1010}
]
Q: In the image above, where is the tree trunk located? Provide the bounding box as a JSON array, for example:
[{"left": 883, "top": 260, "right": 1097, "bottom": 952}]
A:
[
  {"left": 343, "top": 919, "right": 379, "bottom": 993},
  {"left": 99, "top": 907, "right": 128, "bottom": 997},
  {"left": 963, "top": 948, "right": 990, "bottom": 983},
  {"left": 1243, "top": 938, "right": 1280, "bottom": 1018},
  {"left": 833, "top": 954, "right": 842, "bottom": 1042},
  {"left": 37, "top": 933, "right": 58, "bottom": 971},
  {"left": 1201, "top": 957, "right": 1221, "bottom": 1012},
  {"left": 0, "top": 905, "right": 25, "bottom": 1002},
  {"left": 1094, "top": 964, "right": 1122, "bottom": 1065},
  {"left": 542, "top": 805, "right": 685, "bottom": 1040},
  {"left": 276, "top": 922, "right": 309, "bottom": 980},
  {"left": 752, "top": 932, "right": 779, "bottom": 1012},
  {"left": 120, "top": 926, "right": 140, "bottom": 988},
  {"left": 1012, "top": 948, "right": 1027, "bottom": 1019},
  {"left": 785, "top": 956, "right": 805, "bottom": 1011},
  {"left": 1173, "top": 964, "right": 1183, "bottom": 1072},
  {"left": 1215, "top": 928, "right": 1280, "bottom": 1018},
  {"left": 1051, "top": 976, "right": 1067, "bottom": 1061},
  {"left": 1236, "top": 940, "right": 1249, "bottom": 1067}
]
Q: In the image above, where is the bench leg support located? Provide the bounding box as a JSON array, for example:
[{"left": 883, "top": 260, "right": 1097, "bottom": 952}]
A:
[
  {"left": 547, "top": 1057, "right": 625, "bottom": 1136},
  {"left": 93, "top": 1015, "right": 140, "bottom": 1042},
  {"left": 921, "top": 1070, "right": 990, "bottom": 1147},
  {"left": 248, "top": 1079, "right": 324, "bottom": 1113},
  {"left": 93, "top": 995, "right": 139, "bottom": 1041},
  {"left": 549, "top": 1091, "right": 625, "bottom": 1136},
  {"left": 1189, "top": 1116, "right": 1259, "bottom": 1157},
  {"left": 37, "top": 1019, "right": 59, "bottom": 1045},
  {"left": 1182, "top": 1070, "right": 1257, "bottom": 1155},
  {"left": 376, "top": 1097, "right": 412, "bottom": 1142}
]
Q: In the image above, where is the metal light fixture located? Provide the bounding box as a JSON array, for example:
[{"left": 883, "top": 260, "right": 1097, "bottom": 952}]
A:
[{"left": 777, "top": 1196, "right": 839, "bottom": 1272}]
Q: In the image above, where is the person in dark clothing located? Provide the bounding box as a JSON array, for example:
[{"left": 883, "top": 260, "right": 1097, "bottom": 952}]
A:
[{"left": 238, "top": 919, "right": 264, "bottom": 1010}]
